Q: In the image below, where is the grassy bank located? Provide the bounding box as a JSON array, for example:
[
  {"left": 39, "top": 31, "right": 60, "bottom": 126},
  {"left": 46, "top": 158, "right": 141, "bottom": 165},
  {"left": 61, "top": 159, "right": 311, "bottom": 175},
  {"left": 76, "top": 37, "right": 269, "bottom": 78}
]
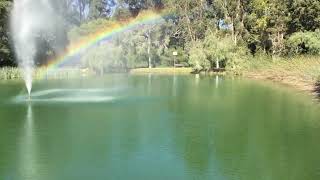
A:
[
  {"left": 243, "top": 56, "right": 320, "bottom": 96},
  {"left": 1, "top": 58, "right": 319, "bottom": 97},
  {"left": 130, "top": 67, "right": 193, "bottom": 74},
  {"left": 0, "top": 67, "right": 93, "bottom": 80},
  {"left": 0, "top": 67, "right": 192, "bottom": 80},
  {"left": 0, "top": 67, "right": 22, "bottom": 80}
]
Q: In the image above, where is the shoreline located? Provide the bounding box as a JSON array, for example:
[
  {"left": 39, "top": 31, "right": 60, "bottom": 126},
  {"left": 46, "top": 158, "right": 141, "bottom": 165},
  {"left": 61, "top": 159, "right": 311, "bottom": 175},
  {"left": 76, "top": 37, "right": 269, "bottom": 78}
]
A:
[
  {"left": 1, "top": 67, "right": 319, "bottom": 98},
  {"left": 244, "top": 71, "right": 319, "bottom": 98},
  {"left": 130, "top": 67, "right": 193, "bottom": 74},
  {"left": 131, "top": 67, "right": 319, "bottom": 98}
]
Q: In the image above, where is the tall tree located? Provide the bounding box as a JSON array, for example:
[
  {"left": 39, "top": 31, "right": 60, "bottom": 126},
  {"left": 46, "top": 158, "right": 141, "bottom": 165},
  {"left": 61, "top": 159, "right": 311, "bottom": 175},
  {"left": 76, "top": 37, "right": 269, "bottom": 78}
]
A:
[
  {"left": 288, "top": 0, "right": 320, "bottom": 33},
  {"left": 89, "top": 0, "right": 116, "bottom": 19},
  {"left": 212, "top": 0, "right": 245, "bottom": 45},
  {"left": 118, "top": 0, "right": 163, "bottom": 16},
  {"left": 164, "top": 0, "right": 214, "bottom": 42},
  {"left": 77, "top": 0, "right": 89, "bottom": 22},
  {"left": 243, "top": 0, "right": 289, "bottom": 54}
]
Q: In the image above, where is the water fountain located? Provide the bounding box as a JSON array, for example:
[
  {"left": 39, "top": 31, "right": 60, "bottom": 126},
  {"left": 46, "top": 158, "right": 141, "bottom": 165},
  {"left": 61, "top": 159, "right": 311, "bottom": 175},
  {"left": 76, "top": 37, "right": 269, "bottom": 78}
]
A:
[{"left": 11, "top": 0, "right": 55, "bottom": 98}]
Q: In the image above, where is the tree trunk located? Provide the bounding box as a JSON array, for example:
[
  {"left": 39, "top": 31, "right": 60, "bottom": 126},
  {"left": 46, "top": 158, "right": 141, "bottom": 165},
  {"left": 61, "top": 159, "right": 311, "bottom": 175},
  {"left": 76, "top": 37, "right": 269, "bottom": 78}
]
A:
[
  {"left": 231, "top": 18, "right": 235, "bottom": 44},
  {"left": 216, "top": 59, "right": 220, "bottom": 69},
  {"left": 78, "top": 0, "right": 83, "bottom": 22}
]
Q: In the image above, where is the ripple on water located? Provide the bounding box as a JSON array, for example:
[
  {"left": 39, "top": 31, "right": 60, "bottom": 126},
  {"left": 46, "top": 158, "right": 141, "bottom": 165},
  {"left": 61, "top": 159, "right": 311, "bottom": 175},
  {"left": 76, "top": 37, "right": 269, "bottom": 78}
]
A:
[{"left": 12, "top": 88, "right": 117, "bottom": 104}]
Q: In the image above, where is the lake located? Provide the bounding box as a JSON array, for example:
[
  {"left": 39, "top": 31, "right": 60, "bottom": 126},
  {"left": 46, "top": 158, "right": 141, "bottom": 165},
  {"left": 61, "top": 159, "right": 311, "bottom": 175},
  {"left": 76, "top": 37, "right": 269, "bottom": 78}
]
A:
[{"left": 0, "top": 75, "right": 320, "bottom": 180}]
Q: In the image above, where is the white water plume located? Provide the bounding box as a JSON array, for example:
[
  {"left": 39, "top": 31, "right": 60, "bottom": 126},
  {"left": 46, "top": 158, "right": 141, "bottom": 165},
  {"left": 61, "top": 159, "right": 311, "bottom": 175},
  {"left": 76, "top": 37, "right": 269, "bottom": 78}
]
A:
[{"left": 11, "top": 0, "right": 56, "bottom": 96}]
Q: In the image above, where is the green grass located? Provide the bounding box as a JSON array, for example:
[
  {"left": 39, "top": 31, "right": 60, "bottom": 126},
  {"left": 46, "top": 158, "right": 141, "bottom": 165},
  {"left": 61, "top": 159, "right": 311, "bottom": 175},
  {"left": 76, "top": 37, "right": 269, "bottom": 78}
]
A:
[
  {"left": 0, "top": 67, "right": 23, "bottom": 80},
  {"left": 0, "top": 67, "right": 94, "bottom": 80},
  {"left": 244, "top": 55, "right": 320, "bottom": 92},
  {"left": 130, "top": 67, "right": 193, "bottom": 74}
]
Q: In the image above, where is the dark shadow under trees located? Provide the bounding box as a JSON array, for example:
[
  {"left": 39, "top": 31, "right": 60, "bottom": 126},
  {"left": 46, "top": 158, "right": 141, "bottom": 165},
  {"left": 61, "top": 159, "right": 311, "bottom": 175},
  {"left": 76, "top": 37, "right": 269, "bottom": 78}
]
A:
[{"left": 314, "top": 80, "right": 320, "bottom": 98}]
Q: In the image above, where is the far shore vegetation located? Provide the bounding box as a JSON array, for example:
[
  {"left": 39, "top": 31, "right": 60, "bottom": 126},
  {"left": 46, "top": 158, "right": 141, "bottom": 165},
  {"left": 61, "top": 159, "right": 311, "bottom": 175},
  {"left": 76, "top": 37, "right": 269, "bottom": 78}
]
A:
[{"left": 0, "top": 0, "right": 320, "bottom": 94}]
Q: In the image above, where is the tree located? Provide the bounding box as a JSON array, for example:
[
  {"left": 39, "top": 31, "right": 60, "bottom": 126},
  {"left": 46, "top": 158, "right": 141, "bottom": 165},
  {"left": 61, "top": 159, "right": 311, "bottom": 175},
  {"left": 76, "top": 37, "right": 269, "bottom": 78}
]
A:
[
  {"left": 164, "top": 0, "right": 214, "bottom": 42},
  {"left": 118, "top": 0, "right": 163, "bottom": 16},
  {"left": 188, "top": 40, "right": 208, "bottom": 71},
  {"left": 0, "top": 0, "right": 14, "bottom": 66},
  {"left": 116, "top": 22, "right": 170, "bottom": 68},
  {"left": 89, "top": 0, "right": 116, "bottom": 19},
  {"left": 81, "top": 43, "right": 123, "bottom": 74},
  {"left": 188, "top": 30, "right": 246, "bottom": 72},
  {"left": 113, "top": 5, "right": 132, "bottom": 21},
  {"left": 140, "top": 23, "right": 170, "bottom": 68},
  {"left": 52, "top": 0, "right": 88, "bottom": 25},
  {"left": 211, "top": 0, "right": 245, "bottom": 45},
  {"left": 203, "top": 31, "right": 234, "bottom": 69},
  {"left": 288, "top": 0, "right": 320, "bottom": 33},
  {"left": 77, "top": 0, "right": 90, "bottom": 22},
  {"left": 243, "top": 0, "right": 289, "bottom": 54}
]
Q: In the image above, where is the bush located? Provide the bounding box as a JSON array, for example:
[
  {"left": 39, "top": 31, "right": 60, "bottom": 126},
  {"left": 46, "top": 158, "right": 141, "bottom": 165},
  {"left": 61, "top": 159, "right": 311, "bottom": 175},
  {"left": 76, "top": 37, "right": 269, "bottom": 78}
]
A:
[
  {"left": 226, "top": 46, "right": 249, "bottom": 75},
  {"left": 286, "top": 30, "right": 320, "bottom": 55},
  {"left": 187, "top": 40, "right": 209, "bottom": 71}
]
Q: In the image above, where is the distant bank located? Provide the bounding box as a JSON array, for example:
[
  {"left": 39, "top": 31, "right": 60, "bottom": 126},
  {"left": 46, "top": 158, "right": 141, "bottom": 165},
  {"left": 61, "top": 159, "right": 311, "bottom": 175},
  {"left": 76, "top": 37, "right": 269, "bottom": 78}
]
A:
[
  {"left": 130, "top": 67, "right": 192, "bottom": 74},
  {"left": 1, "top": 59, "right": 319, "bottom": 98},
  {"left": 243, "top": 56, "right": 320, "bottom": 98},
  {"left": 131, "top": 57, "right": 320, "bottom": 98}
]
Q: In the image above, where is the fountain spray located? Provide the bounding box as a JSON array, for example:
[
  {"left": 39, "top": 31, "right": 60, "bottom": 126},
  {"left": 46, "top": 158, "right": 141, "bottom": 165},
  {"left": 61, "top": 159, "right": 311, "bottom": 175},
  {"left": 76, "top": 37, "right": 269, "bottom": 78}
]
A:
[{"left": 11, "top": 0, "right": 55, "bottom": 99}]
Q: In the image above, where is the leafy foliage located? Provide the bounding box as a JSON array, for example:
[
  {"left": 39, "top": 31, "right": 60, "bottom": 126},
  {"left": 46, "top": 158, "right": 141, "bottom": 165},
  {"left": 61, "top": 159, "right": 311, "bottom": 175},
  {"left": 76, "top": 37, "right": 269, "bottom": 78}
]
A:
[
  {"left": 286, "top": 30, "right": 320, "bottom": 55},
  {"left": 81, "top": 43, "right": 123, "bottom": 74},
  {"left": 88, "top": 0, "right": 116, "bottom": 19},
  {"left": 0, "top": 0, "right": 14, "bottom": 66},
  {"left": 188, "top": 40, "right": 208, "bottom": 71}
]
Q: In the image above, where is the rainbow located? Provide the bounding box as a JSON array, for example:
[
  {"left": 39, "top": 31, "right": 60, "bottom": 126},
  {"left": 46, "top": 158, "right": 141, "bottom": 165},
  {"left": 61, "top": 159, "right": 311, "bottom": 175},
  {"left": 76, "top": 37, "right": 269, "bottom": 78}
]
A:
[{"left": 41, "top": 10, "right": 170, "bottom": 78}]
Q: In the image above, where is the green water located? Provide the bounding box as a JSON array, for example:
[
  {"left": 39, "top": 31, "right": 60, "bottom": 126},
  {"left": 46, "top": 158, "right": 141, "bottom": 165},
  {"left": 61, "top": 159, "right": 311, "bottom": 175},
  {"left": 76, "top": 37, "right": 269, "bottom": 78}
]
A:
[{"left": 1, "top": 75, "right": 320, "bottom": 180}]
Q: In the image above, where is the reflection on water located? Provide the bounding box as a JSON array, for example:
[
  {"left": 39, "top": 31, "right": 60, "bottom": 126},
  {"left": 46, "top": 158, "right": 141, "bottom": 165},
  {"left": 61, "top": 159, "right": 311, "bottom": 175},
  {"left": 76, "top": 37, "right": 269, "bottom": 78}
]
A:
[
  {"left": 0, "top": 75, "right": 320, "bottom": 180},
  {"left": 18, "top": 105, "right": 41, "bottom": 180},
  {"left": 148, "top": 73, "right": 152, "bottom": 95},
  {"left": 195, "top": 74, "right": 200, "bottom": 85},
  {"left": 173, "top": 75, "right": 177, "bottom": 97},
  {"left": 215, "top": 75, "right": 219, "bottom": 88}
]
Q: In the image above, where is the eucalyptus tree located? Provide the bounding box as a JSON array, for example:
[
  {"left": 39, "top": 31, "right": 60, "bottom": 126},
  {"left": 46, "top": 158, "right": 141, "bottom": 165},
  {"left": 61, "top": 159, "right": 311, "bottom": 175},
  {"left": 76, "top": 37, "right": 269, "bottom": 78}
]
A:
[
  {"left": 211, "top": 0, "right": 245, "bottom": 45},
  {"left": 163, "top": 0, "right": 215, "bottom": 42},
  {"left": 77, "top": 0, "right": 89, "bottom": 22},
  {"left": 88, "top": 0, "right": 116, "bottom": 19},
  {"left": 243, "top": 0, "right": 289, "bottom": 54}
]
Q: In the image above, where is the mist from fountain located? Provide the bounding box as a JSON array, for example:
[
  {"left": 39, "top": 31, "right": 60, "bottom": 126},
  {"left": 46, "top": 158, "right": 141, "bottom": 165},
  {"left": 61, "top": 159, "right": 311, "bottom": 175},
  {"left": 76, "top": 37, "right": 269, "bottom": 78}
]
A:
[{"left": 11, "top": 0, "right": 56, "bottom": 97}]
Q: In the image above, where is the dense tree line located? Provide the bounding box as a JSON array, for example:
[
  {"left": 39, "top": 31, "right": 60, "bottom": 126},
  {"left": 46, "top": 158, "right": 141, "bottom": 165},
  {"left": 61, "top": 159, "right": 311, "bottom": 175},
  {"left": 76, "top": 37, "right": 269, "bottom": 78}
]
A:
[
  {"left": 0, "top": 0, "right": 13, "bottom": 66},
  {"left": 0, "top": 0, "right": 319, "bottom": 72}
]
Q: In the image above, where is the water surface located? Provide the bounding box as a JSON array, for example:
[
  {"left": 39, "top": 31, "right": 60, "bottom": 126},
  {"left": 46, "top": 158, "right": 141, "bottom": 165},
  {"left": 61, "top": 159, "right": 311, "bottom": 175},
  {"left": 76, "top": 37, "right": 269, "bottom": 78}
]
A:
[{"left": 1, "top": 75, "right": 320, "bottom": 180}]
